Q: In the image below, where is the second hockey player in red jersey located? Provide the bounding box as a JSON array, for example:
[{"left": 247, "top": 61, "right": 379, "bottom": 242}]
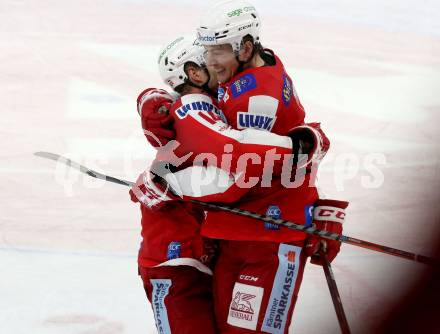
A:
[
  {"left": 191, "top": 3, "right": 331, "bottom": 330},
  {"left": 132, "top": 38, "right": 219, "bottom": 334}
]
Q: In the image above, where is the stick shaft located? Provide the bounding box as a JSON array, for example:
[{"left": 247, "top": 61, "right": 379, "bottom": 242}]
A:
[
  {"left": 343, "top": 237, "right": 434, "bottom": 265},
  {"left": 320, "top": 250, "right": 351, "bottom": 334},
  {"left": 189, "top": 201, "right": 438, "bottom": 266},
  {"left": 35, "top": 151, "right": 438, "bottom": 266}
]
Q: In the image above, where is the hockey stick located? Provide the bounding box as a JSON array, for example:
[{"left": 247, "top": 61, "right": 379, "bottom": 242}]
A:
[
  {"left": 35, "top": 151, "right": 439, "bottom": 266},
  {"left": 192, "top": 200, "right": 437, "bottom": 266},
  {"left": 319, "top": 249, "right": 351, "bottom": 334}
]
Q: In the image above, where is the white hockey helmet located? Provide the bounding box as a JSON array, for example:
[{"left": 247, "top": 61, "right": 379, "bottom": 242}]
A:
[
  {"left": 197, "top": 0, "right": 261, "bottom": 53},
  {"left": 158, "top": 36, "right": 206, "bottom": 90}
]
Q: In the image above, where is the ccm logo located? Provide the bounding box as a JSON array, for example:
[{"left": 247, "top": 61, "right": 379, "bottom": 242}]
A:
[
  {"left": 317, "top": 209, "right": 345, "bottom": 219},
  {"left": 239, "top": 275, "right": 259, "bottom": 282},
  {"left": 314, "top": 206, "right": 345, "bottom": 223}
]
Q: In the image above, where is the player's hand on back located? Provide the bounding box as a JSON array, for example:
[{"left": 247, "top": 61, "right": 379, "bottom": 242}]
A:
[
  {"left": 137, "top": 88, "right": 177, "bottom": 148},
  {"left": 287, "top": 122, "right": 330, "bottom": 169}
]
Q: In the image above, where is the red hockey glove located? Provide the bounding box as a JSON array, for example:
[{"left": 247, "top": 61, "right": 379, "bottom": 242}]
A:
[
  {"left": 137, "top": 88, "right": 176, "bottom": 148},
  {"left": 287, "top": 122, "right": 330, "bottom": 169},
  {"left": 129, "top": 169, "right": 179, "bottom": 211},
  {"left": 305, "top": 199, "right": 349, "bottom": 265}
]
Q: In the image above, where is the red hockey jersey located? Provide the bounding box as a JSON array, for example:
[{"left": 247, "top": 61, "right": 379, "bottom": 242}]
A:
[
  {"left": 192, "top": 50, "right": 319, "bottom": 242},
  {"left": 164, "top": 93, "right": 294, "bottom": 177},
  {"left": 136, "top": 89, "right": 304, "bottom": 266}
]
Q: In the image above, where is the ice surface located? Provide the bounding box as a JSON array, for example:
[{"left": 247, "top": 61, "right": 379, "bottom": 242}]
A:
[{"left": 1, "top": 0, "right": 439, "bottom": 333}]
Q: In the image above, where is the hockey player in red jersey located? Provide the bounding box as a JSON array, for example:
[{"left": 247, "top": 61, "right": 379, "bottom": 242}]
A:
[
  {"left": 132, "top": 37, "right": 219, "bottom": 334},
  {"left": 132, "top": 34, "right": 319, "bottom": 333},
  {"left": 137, "top": 1, "right": 349, "bottom": 333},
  {"left": 194, "top": 3, "right": 348, "bottom": 331}
]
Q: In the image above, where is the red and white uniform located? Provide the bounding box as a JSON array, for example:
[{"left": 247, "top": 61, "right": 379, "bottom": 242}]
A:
[
  {"left": 165, "top": 93, "right": 294, "bottom": 180},
  {"left": 204, "top": 51, "right": 318, "bottom": 244},
  {"left": 135, "top": 85, "right": 308, "bottom": 334},
  {"left": 139, "top": 264, "right": 217, "bottom": 334},
  {"left": 213, "top": 50, "right": 319, "bottom": 333},
  {"left": 171, "top": 51, "right": 322, "bottom": 244},
  {"left": 138, "top": 91, "right": 298, "bottom": 267},
  {"left": 161, "top": 50, "right": 326, "bottom": 333},
  {"left": 133, "top": 190, "right": 217, "bottom": 333},
  {"left": 213, "top": 240, "right": 307, "bottom": 334}
]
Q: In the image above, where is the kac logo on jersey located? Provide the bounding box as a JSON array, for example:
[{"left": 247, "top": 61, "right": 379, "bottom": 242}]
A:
[
  {"left": 231, "top": 73, "right": 257, "bottom": 98},
  {"left": 265, "top": 205, "right": 281, "bottom": 230},
  {"left": 282, "top": 74, "right": 293, "bottom": 106},
  {"left": 237, "top": 112, "right": 275, "bottom": 131},
  {"left": 167, "top": 241, "right": 181, "bottom": 260}
]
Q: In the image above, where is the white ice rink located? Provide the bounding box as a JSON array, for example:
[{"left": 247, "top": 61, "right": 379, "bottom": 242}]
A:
[{"left": 1, "top": 0, "right": 439, "bottom": 333}]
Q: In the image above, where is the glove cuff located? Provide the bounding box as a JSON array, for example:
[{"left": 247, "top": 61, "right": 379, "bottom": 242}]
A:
[
  {"left": 313, "top": 199, "right": 349, "bottom": 224},
  {"left": 287, "top": 123, "right": 329, "bottom": 169}
]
